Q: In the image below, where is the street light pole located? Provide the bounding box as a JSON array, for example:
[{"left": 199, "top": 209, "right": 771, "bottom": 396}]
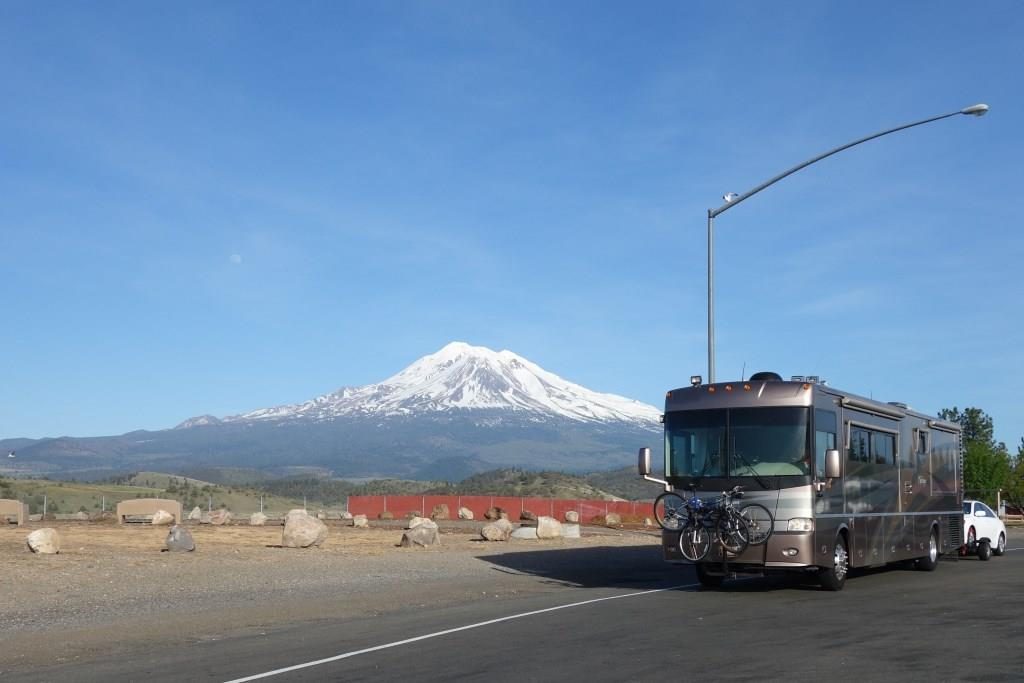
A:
[{"left": 705, "top": 103, "right": 988, "bottom": 383}]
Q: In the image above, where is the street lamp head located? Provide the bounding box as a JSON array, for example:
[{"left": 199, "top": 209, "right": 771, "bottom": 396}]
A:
[
  {"left": 961, "top": 103, "right": 989, "bottom": 116},
  {"left": 723, "top": 192, "right": 739, "bottom": 203}
]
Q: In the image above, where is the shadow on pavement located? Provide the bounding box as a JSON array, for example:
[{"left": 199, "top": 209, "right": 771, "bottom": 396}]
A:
[{"left": 475, "top": 543, "right": 690, "bottom": 589}]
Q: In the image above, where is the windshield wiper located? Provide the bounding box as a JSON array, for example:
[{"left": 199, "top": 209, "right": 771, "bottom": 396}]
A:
[{"left": 731, "top": 449, "right": 770, "bottom": 490}]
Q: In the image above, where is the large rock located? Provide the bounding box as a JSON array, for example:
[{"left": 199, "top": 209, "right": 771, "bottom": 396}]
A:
[
  {"left": 165, "top": 525, "right": 196, "bottom": 552},
  {"left": 188, "top": 506, "right": 203, "bottom": 521},
  {"left": 26, "top": 528, "right": 60, "bottom": 554},
  {"left": 536, "top": 516, "right": 562, "bottom": 539},
  {"left": 431, "top": 504, "right": 450, "bottom": 520},
  {"left": 151, "top": 509, "right": 175, "bottom": 526},
  {"left": 484, "top": 506, "right": 506, "bottom": 521},
  {"left": 458, "top": 506, "right": 474, "bottom": 520},
  {"left": 562, "top": 523, "right": 581, "bottom": 539},
  {"left": 340, "top": 511, "right": 353, "bottom": 521},
  {"left": 564, "top": 510, "right": 580, "bottom": 523},
  {"left": 250, "top": 512, "right": 268, "bottom": 526},
  {"left": 282, "top": 510, "right": 328, "bottom": 548},
  {"left": 520, "top": 510, "right": 537, "bottom": 522},
  {"left": 209, "top": 510, "right": 232, "bottom": 526},
  {"left": 400, "top": 518, "right": 440, "bottom": 547},
  {"left": 406, "top": 516, "right": 430, "bottom": 529},
  {"left": 480, "top": 518, "right": 514, "bottom": 542},
  {"left": 511, "top": 526, "right": 538, "bottom": 540},
  {"left": 352, "top": 514, "right": 369, "bottom": 528},
  {"left": 72, "top": 511, "right": 90, "bottom": 521},
  {"left": 605, "top": 512, "right": 622, "bottom": 526}
]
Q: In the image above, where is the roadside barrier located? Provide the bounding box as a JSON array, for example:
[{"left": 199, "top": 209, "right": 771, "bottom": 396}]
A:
[{"left": 347, "top": 495, "right": 646, "bottom": 522}]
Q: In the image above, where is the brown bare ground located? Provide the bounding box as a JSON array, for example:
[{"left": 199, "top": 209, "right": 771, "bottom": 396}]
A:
[{"left": 0, "top": 520, "right": 659, "bottom": 671}]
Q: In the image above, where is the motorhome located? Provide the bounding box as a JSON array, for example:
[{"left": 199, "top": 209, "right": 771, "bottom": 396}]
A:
[{"left": 638, "top": 372, "right": 962, "bottom": 590}]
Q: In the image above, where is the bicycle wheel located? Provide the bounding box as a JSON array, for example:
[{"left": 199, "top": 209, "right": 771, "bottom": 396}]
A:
[
  {"left": 716, "top": 512, "right": 749, "bottom": 554},
  {"left": 738, "top": 503, "right": 774, "bottom": 546},
  {"left": 653, "top": 492, "right": 688, "bottom": 531},
  {"left": 678, "top": 521, "right": 711, "bottom": 562}
]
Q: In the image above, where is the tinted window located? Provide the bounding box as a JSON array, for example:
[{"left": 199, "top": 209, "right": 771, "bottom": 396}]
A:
[
  {"left": 849, "top": 428, "right": 870, "bottom": 463},
  {"left": 873, "top": 432, "right": 895, "bottom": 466}
]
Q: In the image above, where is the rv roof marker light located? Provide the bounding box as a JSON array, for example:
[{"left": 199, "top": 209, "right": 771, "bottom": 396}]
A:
[
  {"left": 743, "top": 383, "right": 751, "bottom": 391},
  {"left": 690, "top": 375, "right": 703, "bottom": 387},
  {"left": 724, "top": 384, "right": 733, "bottom": 391},
  {"left": 708, "top": 386, "right": 716, "bottom": 393},
  {"left": 802, "top": 383, "right": 811, "bottom": 391}
]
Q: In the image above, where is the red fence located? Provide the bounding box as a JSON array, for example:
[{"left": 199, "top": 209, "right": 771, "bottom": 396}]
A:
[{"left": 347, "top": 495, "right": 647, "bottom": 523}]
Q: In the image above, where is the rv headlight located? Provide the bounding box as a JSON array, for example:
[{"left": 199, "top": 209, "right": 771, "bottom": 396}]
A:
[{"left": 787, "top": 518, "right": 814, "bottom": 532}]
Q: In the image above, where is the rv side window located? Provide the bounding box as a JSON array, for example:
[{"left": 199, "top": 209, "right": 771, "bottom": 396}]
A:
[
  {"left": 915, "top": 429, "right": 930, "bottom": 469},
  {"left": 849, "top": 428, "right": 870, "bottom": 463},
  {"left": 873, "top": 432, "right": 895, "bottom": 466}
]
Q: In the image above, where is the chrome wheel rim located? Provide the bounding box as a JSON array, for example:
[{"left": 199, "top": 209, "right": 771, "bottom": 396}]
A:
[
  {"left": 929, "top": 532, "right": 938, "bottom": 562},
  {"left": 998, "top": 534, "right": 1005, "bottom": 553},
  {"left": 833, "top": 542, "right": 849, "bottom": 580}
]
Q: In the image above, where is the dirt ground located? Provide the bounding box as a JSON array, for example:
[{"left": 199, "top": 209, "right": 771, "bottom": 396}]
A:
[{"left": 0, "top": 520, "right": 660, "bottom": 671}]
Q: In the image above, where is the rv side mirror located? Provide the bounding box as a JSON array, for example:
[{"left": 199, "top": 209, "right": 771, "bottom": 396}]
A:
[
  {"left": 825, "top": 449, "right": 841, "bottom": 479},
  {"left": 638, "top": 447, "right": 652, "bottom": 476}
]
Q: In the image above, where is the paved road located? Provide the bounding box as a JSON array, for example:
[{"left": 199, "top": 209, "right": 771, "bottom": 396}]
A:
[{"left": 11, "top": 536, "right": 1024, "bottom": 682}]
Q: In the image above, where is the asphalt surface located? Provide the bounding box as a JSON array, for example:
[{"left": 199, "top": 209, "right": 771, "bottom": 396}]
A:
[{"left": 9, "top": 533, "right": 1024, "bottom": 682}]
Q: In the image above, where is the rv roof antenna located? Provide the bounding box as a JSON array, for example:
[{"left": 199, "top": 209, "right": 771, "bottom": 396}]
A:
[{"left": 741, "top": 362, "right": 746, "bottom": 381}]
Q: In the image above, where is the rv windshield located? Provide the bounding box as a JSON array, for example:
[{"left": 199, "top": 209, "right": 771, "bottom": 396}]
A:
[{"left": 665, "top": 407, "right": 810, "bottom": 479}]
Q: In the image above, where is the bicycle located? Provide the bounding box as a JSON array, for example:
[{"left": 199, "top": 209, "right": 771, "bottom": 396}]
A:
[{"left": 652, "top": 487, "right": 775, "bottom": 562}]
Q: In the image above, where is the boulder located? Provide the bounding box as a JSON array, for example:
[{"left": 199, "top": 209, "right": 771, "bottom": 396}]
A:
[
  {"left": 188, "top": 506, "right": 203, "bottom": 521},
  {"left": 72, "top": 511, "right": 90, "bottom": 521},
  {"left": 209, "top": 510, "right": 232, "bottom": 526},
  {"left": 562, "top": 523, "right": 581, "bottom": 539},
  {"left": 458, "top": 506, "right": 474, "bottom": 520},
  {"left": 511, "top": 526, "right": 538, "bottom": 540},
  {"left": 400, "top": 519, "right": 440, "bottom": 547},
  {"left": 340, "top": 511, "right": 353, "bottom": 521},
  {"left": 282, "top": 510, "right": 328, "bottom": 548},
  {"left": 165, "top": 525, "right": 196, "bottom": 552},
  {"left": 250, "top": 512, "right": 268, "bottom": 526},
  {"left": 536, "top": 516, "right": 562, "bottom": 539},
  {"left": 520, "top": 510, "right": 538, "bottom": 522},
  {"left": 26, "top": 528, "right": 60, "bottom": 554},
  {"left": 564, "top": 510, "right": 580, "bottom": 523},
  {"left": 480, "top": 518, "right": 514, "bottom": 542},
  {"left": 379, "top": 511, "right": 394, "bottom": 520},
  {"left": 406, "top": 516, "right": 429, "bottom": 529},
  {"left": 151, "top": 509, "right": 175, "bottom": 526},
  {"left": 431, "top": 503, "right": 450, "bottom": 520},
  {"left": 316, "top": 510, "right": 326, "bottom": 520},
  {"left": 200, "top": 513, "right": 212, "bottom": 524},
  {"left": 484, "top": 506, "right": 505, "bottom": 521},
  {"left": 605, "top": 512, "right": 622, "bottom": 526},
  {"left": 644, "top": 517, "right": 654, "bottom": 528},
  {"left": 352, "top": 514, "right": 369, "bottom": 528}
]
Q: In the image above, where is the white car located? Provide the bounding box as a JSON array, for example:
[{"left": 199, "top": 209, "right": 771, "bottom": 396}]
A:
[{"left": 963, "top": 499, "right": 1007, "bottom": 559}]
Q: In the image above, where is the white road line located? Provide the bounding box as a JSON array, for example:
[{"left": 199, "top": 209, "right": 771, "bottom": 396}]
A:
[{"left": 223, "top": 584, "right": 693, "bottom": 682}]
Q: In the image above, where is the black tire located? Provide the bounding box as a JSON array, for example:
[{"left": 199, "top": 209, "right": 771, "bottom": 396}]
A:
[
  {"left": 819, "top": 535, "right": 849, "bottom": 591},
  {"left": 678, "top": 521, "right": 711, "bottom": 562},
  {"left": 653, "top": 492, "right": 688, "bottom": 531},
  {"left": 695, "top": 562, "right": 725, "bottom": 589},
  {"left": 993, "top": 533, "right": 1006, "bottom": 556},
  {"left": 915, "top": 528, "right": 939, "bottom": 571},
  {"left": 977, "top": 540, "right": 992, "bottom": 561},
  {"left": 716, "top": 513, "right": 749, "bottom": 554},
  {"left": 738, "top": 503, "right": 774, "bottom": 546}
]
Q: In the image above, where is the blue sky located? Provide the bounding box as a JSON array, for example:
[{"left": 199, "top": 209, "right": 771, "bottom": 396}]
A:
[{"left": 1, "top": 1, "right": 1021, "bottom": 449}]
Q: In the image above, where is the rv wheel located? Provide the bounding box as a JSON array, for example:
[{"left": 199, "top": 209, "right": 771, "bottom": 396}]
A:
[
  {"left": 915, "top": 529, "right": 939, "bottom": 571},
  {"left": 818, "top": 536, "right": 848, "bottom": 591}
]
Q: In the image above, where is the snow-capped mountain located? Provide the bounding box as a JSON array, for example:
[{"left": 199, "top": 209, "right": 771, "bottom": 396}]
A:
[
  {"left": 213, "top": 342, "right": 661, "bottom": 427},
  {"left": 12, "top": 343, "right": 663, "bottom": 481}
]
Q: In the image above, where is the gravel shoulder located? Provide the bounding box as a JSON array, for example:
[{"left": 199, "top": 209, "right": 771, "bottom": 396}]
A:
[{"left": 1, "top": 520, "right": 661, "bottom": 671}]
